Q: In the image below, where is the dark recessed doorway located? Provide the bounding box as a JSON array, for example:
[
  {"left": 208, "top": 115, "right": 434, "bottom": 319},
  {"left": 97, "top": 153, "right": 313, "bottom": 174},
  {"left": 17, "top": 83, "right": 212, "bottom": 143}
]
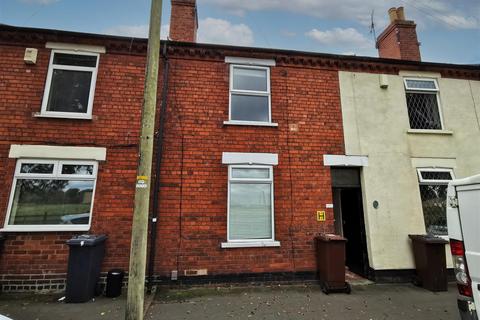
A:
[{"left": 331, "top": 168, "right": 370, "bottom": 278}]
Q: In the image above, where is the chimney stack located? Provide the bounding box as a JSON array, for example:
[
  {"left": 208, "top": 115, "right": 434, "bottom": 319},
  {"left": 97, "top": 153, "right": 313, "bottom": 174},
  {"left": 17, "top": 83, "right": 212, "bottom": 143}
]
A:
[
  {"left": 376, "top": 7, "right": 421, "bottom": 61},
  {"left": 169, "top": 0, "right": 198, "bottom": 42}
]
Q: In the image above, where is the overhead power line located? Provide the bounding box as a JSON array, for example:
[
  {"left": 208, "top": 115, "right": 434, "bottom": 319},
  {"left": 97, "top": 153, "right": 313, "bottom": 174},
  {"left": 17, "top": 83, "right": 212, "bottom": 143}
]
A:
[{"left": 400, "top": 0, "right": 476, "bottom": 30}]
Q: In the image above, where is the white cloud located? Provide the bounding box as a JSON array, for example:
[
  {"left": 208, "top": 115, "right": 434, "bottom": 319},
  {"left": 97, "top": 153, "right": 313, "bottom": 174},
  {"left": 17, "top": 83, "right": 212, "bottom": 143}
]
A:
[
  {"left": 103, "top": 18, "right": 254, "bottom": 46},
  {"left": 18, "top": 0, "right": 59, "bottom": 4},
  {"left": 433, "top": 14, "right": 478, "bottom": 29},
  {"left": 103, "top": 24, "right": 170, "bottom": 39},
  {"left": 281, "top": 30, "right": 297, "bottom": 37},
  {"left": 200, "top": 0, "right": 389, "bottom": 26},
  {"left": 104, "top": 25, "right": 148, "bottom": 38},
  {"left": 161, "top": 24, "right": 170, "bottom": 39},
  {"left": 200, "top": 0, "right": 479, "bottom": 30},
  {"left": 306, "top": 27, "right": 372, "bottom": 48},
  {"left": 197, "top": 18, "right": 254, "bottom": 46}
]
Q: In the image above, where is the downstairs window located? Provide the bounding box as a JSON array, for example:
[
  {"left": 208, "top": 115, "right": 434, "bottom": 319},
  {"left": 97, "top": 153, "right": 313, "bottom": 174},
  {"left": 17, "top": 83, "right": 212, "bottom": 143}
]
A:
[
  {"left": 4, "top": 159, "right": 98, "bottom": 231},
  {"left": 417, "top": 168, "right": 454, "bottom": 236},
  {"left": 228, "top": 165, "right": 274, "bottom": 241}
]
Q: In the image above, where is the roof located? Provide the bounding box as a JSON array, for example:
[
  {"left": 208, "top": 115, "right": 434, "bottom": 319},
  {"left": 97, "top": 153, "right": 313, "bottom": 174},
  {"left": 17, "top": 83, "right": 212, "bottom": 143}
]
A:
[
  {"left": 1, "top": 23, "right": 479, "bottom": 78},
  {"left": 451, "top": 174, "right": 480, "bottom": 187}
]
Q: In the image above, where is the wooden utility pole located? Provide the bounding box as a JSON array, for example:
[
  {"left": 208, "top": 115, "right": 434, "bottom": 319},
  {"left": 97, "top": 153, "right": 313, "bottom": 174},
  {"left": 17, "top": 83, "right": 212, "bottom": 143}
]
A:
[{"left": 125, "top": 0, "right": 162, "bottom": 319}]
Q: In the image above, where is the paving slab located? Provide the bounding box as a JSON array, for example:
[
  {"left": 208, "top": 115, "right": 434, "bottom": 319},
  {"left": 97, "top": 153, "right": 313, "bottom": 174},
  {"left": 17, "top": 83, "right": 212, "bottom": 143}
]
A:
[
  {"left": 149, "top": 283, "right": 460, "bottom": 320},
  {"left": 0, "top": 293, "right": 125, "bottom": 320},
  {"left": 0, "top": 283, "right": 460, "bottom": 320}
]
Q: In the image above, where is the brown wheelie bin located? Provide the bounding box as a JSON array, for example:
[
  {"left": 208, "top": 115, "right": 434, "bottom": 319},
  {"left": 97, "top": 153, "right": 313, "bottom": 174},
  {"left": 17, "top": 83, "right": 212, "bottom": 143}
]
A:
[
  {"left": 409, "top": 234, "right": 448, "bottom": 292},
  {"left": 315, "top": 234, "right": 351, "bottom": 294}
]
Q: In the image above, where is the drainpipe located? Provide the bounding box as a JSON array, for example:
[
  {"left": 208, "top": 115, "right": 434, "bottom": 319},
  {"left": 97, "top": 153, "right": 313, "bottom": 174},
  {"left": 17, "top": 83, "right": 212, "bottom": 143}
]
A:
[
  {"left": 0, "top": 233, "right": 6, "bottom": 255},
  {"left": 147, "top": 41, "right": 170, "bottom": 294}
]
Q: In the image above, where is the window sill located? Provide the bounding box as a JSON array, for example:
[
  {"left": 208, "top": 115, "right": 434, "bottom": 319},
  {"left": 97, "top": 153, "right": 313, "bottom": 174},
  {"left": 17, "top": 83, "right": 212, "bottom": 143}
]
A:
[
  {"left": 33, "top": 112, "right": 93, "bottom": 120},
  {"left": 407, "top": 129, "right": 453, "bottom": 135},
  {"left": 221, "top": 241, "right": 280, "bottom": 248},
  {"left": 0, "top": 225, "right": 91, "bottom": 232},
  {"left": 223, "top": 121, "right": 278, "bottom": 127},
  {"left": 438, "top": 235, "right": 449, "bottom": 241}
]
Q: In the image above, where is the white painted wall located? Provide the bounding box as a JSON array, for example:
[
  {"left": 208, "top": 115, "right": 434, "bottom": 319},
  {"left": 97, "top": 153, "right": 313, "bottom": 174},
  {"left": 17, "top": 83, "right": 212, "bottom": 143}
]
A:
[{"left": 339, "top": 71, "right": 480, "bottom": 270}]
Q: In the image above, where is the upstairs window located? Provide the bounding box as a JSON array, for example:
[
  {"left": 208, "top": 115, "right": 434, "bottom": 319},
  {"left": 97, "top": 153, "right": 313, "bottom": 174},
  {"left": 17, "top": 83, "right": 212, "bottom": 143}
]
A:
[
  {"left": 4, "top": 159, "right": 98, "bottom": 232},
  {"left": 229, "top": 65, "right": 271, "bottom": 123},
  {"left": 40, "top": 50, "right": 99, "bottom": 119},
  {"left": 404, "top": 78, "right": 443, "bottom": 130},
  {"left": 417, "top": 168, "right": 454, "bottom": 236}
]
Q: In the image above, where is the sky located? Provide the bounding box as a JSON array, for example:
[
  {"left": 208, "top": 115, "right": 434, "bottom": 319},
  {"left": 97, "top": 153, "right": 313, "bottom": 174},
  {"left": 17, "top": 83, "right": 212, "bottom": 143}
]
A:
[{"left": 1, "top": 0, "right": 479, "bottom": 64}]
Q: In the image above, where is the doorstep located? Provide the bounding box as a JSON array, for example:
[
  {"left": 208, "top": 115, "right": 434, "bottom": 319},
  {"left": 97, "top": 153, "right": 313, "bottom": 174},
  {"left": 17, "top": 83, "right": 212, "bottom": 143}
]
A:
[{"left": 345, "top": 270, "right": 374, "bottom": 286}]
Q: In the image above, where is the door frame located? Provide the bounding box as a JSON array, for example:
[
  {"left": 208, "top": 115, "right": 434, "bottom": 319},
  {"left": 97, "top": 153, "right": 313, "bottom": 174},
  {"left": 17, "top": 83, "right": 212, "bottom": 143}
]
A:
[{"left": 331, "top": 168, "right": 370, "bottom": 278}]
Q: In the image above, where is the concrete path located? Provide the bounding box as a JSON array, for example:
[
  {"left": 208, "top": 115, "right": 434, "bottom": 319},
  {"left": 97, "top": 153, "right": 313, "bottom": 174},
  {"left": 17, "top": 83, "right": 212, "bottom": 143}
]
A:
[
  {"left": 0, "top": 283, "right": 460, "bottom": 320},
  {"left": 0, "top": 294, "right": 125, "bottom": 320},
  {"left": 149, "top": 283, "right": 459, "bottom": 320}
]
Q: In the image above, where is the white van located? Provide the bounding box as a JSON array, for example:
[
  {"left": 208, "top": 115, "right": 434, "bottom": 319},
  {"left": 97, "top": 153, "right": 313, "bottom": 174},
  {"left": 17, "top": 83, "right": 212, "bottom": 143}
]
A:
[{"left": 447, "top": 174, "right": 480, "bottom": 320}]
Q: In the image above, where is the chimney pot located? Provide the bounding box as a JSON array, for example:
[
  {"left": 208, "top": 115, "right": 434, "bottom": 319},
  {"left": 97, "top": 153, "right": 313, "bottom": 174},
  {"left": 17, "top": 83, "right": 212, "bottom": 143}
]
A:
[
  {"left": 396, "top": 7, "right": 405, "bottom": 20},
  {"left": 388, "top": 7, "right": 398, "bottom": 22}
]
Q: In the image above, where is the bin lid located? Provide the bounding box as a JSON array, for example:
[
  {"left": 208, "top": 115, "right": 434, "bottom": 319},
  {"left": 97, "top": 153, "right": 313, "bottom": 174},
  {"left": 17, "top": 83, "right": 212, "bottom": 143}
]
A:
[
  {"left": 108, "top": 269, "right": 125, "bottom": 276},
  {"left": 67, "top": 234, "right": 108, "bottom": 247},
  {"left": 408, "top": 234, "right": 448, "bottom": 244},
  {"left": 316, "top": 233, "right": 347, "bottom": 242}
]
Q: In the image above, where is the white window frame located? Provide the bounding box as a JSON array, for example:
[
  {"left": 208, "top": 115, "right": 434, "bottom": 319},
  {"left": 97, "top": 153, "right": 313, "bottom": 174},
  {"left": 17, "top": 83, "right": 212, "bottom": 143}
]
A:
[
  {"left": 226, "top": 165, "right": 275, "bottom": 243},
  {"left": 228, "top": 64, "right": 272, "bottom": 125},
  {"left": 2, "top": 159, "right": 98, "bottom": 232},
  {"left": 417, "top": 168, "right": 455, "bottom": 184},
  {"left": 416, "top": 167, "right": 454, "bottom": 238},
  {"left": 403, "top": 77, "right": 444, "bottom": 130},
  {"left": 404, "top": 78, "right": 439, "bottom": 92},
  {"left": 39, "top": 49, "right": 100, "bottom": 120}
]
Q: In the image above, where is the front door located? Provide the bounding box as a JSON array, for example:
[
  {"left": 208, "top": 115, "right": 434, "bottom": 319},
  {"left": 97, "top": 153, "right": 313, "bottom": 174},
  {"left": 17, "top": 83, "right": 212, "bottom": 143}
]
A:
[{"left": 331, "top": 168, "right": 370, "bottom": 278}]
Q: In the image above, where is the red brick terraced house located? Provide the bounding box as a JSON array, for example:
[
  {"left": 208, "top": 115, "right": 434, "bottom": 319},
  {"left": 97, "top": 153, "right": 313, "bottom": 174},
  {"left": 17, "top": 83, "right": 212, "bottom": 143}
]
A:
[{"left": 0, "top": 1, "right": 479, "bottom": 291}]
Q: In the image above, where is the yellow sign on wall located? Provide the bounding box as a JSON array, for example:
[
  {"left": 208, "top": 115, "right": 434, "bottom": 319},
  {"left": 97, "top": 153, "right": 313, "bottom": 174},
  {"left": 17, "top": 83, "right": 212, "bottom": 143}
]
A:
[{"left": 316, "top": 211, "right": 326, "bottom": 222}]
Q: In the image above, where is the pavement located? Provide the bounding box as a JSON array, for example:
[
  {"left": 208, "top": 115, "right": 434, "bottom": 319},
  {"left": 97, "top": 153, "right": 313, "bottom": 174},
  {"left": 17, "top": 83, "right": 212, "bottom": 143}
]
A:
[{"left": 0, "top": 283, "right": 460, "bottom": 320}]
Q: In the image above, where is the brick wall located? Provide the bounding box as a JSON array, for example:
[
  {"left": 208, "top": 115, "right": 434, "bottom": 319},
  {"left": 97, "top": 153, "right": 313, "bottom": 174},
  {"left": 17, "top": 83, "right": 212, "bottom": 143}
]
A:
[
  {"left": 150, "top": 58, "right": 344, "bottom": 280},
  {"left": 0, "top": 40, "right": 344, "bottom": 291},
  {"left": 4, "top": 24, "right": 479, "bottom": 292},
  {"left": 0, "top": 44, "right": 146, "bottom": 291}
]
